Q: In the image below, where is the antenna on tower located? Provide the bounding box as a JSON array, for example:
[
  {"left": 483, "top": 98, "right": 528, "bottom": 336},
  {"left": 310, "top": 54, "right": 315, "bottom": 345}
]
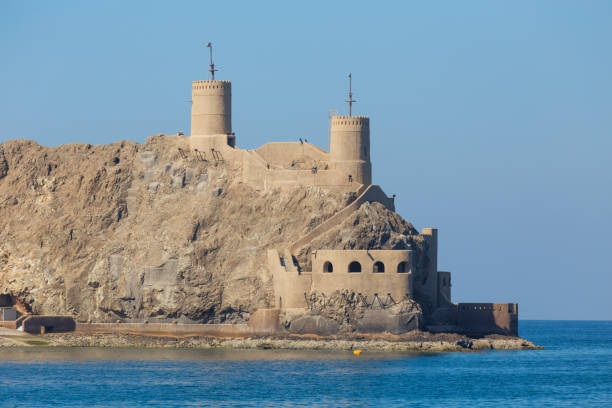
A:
[
  {"left": 205, "top": 42, "right": 218, "bottom": 80},
  {"left": 345, "top": 73, "right": 356, "bottom": 116}
]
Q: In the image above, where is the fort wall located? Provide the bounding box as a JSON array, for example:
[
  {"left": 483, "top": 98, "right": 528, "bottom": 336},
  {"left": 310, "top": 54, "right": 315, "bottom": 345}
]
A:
[
  {"left": 240, "top": 150, "right": 268, "bottom": 190},
  {"left": 269, "top": 249, "right": 414, "bottom": 310},
  {"left": 261, "top": 167, "right": 362, "bottom": 191},
  {"left": 312, "top": 250, "right": 413, "bottom": 301},
  {"left": 431, "top": 303, "right": 518, "bottom": 336},
  {"left": 437, "top": 271, "right": 452, "bottom": 307},
  {"left": 247, "top": 308, "right": 281, "bottom": 333},
  {"left": 255, "top": 142, "right": 328, "bottom": 165},
  {"left": 0, "top": 321, "right": 17, "bottom": 329},
  {"left": 240, "top": 144, "right": 373, "bottom": 191},
  {"left": 418, "top": 228, "right": 438, "bottom": 309},
  {"left": 268, "top": 249, "right": 312, "bottom": 309},
  {"left": 455, "top": 303, "right": 518, "bottom": 335}
]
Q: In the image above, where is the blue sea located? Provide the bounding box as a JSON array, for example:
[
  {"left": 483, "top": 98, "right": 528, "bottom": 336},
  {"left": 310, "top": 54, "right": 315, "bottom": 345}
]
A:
[{"left": 0, "top": 321, "right": 610, "bottom": 407}]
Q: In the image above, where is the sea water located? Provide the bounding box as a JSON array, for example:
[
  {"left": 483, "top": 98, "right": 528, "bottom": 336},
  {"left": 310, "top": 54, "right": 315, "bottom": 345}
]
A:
[{"left": 0, "top": 321, "right": 610, "bottom": 407}]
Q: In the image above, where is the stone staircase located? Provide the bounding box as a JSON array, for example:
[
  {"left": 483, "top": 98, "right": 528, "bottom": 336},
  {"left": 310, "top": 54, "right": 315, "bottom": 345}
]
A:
[{"left": 288, "top": 184, "right": 394, "bottom": 254}]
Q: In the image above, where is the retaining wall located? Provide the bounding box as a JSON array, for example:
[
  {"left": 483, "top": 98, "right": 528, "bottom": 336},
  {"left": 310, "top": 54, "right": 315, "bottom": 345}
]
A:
[
  {"left": 0, "top": 321, "right": 17, "bottom": 329},
  {"left": 247, "top": 309, "right": 281, "bottom": 333},
  {"left": 75, "top": 322, "right": 263, "bottom": 337},
  {"left": 431, "top": 303, "right": 518, "bottom": 336}
]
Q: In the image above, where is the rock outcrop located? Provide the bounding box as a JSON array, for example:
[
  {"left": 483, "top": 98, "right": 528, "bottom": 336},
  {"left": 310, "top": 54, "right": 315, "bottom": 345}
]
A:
[
  {"left": 0, "top": 147, "right": 8, "bottom": 179},
  {"left": 0, "top": 135, "right": 428, "bottom": 326}
]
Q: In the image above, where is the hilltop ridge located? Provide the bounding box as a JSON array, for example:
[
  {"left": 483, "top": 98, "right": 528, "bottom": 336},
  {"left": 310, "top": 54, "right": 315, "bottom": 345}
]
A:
[{"left": 0, "top": 134, "right": 424, "bottom": 324}]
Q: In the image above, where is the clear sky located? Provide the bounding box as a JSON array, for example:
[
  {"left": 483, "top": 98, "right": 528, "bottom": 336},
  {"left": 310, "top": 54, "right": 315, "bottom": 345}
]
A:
[{"left": 1, "top": 1, "right": 610, "bottom": 320}]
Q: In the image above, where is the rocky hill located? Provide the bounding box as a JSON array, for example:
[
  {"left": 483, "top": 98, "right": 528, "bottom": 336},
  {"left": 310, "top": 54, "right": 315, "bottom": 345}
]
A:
[{"left": 0, "top": 135, "right": 426, "bottom": 324}]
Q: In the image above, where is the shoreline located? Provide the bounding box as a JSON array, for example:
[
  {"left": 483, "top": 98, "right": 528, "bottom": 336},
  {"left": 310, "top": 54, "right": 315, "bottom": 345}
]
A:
[{"left": 0, "top": 331, "right": 542, "bottom": 352}]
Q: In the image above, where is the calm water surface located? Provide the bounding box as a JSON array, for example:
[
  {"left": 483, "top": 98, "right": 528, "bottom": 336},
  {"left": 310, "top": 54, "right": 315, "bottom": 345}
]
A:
[{"left": 0, "top": 321, "right": 610, "bottom": 407}]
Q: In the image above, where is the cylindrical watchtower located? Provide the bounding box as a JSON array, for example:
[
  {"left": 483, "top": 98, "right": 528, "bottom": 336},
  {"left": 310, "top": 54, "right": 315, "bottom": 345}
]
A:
[
  {"left": 190, "top": 80, "right": 233, "bottom": 149},
  {"left": 329, "top": 115, "right": 372, "bottom": 185}
]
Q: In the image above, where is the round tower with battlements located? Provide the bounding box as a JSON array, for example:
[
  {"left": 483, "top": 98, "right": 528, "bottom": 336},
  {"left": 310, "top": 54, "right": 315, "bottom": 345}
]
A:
[
  {"left": 190, "top": 80, "right": 234, "bottom": 150},
  {"left": 329, "top": 115, "right": 372, "bottom": 185}
]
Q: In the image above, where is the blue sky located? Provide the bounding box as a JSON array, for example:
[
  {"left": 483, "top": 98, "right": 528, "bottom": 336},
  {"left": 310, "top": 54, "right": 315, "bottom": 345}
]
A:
[{"left": 1, "top": 1, "right": 611, "bottom": 319}]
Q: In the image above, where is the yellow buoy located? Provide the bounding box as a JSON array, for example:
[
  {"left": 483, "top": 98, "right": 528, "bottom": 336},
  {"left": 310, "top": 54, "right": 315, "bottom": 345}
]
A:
[{"left": 353, "top": 350, "right": 362, "bottom": 355}]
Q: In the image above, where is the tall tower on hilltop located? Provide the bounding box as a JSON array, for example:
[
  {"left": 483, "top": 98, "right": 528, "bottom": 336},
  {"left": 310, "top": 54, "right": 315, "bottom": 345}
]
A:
[
  {"left": 190, "top": 43, "right": 234, "bottom": 151},
  {"left": 330, "top": 116, "right": 372, "bottom": 185},
  {"left": 329, "top": 74, "right": 372, "bottom": 185}
]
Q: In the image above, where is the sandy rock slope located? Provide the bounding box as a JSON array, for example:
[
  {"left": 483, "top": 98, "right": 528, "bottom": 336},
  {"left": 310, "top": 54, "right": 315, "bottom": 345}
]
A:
[{"left": 0, "top": 135, "right": 426, "bottom": 324}]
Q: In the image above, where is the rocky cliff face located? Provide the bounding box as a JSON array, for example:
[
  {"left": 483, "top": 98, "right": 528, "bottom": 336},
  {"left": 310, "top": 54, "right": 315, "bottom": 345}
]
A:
[{"left": 0, "top": 135, "right": 427, "bottom": 324}]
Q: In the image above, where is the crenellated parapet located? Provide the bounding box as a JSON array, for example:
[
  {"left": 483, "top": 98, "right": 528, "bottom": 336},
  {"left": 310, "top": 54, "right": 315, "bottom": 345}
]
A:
[
  {"left": 192, "top": 80, "right": 232, "bottom": 96},
  {"left": 330, "top": 115, "right": 370, "bottom": 127}
]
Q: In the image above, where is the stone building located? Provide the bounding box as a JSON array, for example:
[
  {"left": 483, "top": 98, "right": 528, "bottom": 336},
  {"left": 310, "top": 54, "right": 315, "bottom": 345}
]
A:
[
  {"left": 190, "top": 78, "right": 373, "bottom": 190},
  {"left": 186, "top": 71, "right": 517, "bottom": 336}
]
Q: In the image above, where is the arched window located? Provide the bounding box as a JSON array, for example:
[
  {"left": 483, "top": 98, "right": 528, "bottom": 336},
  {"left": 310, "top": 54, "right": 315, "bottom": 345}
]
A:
[
  {"left": 323, "top": 261, "right": 333, "bottom": 273},
  {"left": 373, "top": 261, "right": 385, "bottom": 273},
  {"left": 348, "top": 261, "right": 361, "bottom": 273},
  {"left": 397, "top": 261, "right": 409, "bottom": 273}
]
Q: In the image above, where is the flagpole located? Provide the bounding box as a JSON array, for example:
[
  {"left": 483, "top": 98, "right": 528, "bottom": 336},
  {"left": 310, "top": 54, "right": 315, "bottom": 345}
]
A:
[
  {"left": 209, "top": 46, "right": 214, "bottom": 80},
  {"left": 345, "top": 73, "right": 356, "bottom": 117},
  {"left": 206, "top": 42, "right": 217, "bottom": 80}
]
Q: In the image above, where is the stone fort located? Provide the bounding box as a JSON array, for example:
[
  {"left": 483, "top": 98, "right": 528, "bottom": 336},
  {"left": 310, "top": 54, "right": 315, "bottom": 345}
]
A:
[{"left": 185, "top": 59, "right": 517, "bottom": 336}]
